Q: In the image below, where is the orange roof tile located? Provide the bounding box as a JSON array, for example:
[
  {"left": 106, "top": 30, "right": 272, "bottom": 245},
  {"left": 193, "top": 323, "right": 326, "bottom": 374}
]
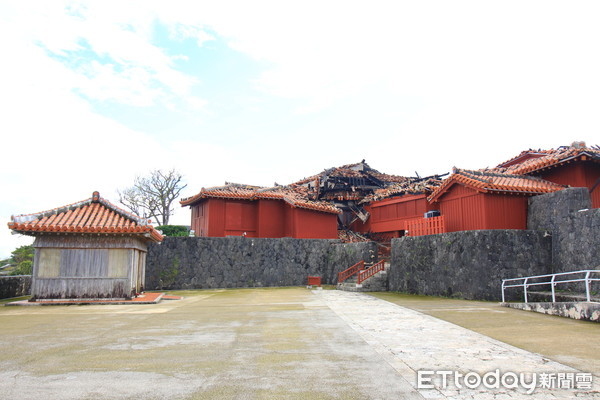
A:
[
  {"left": 498, "top": 144, "right": 600, "bottom": 175},
  {"left": 180, "top": 184, "right": 341, "bottom": 214},
  {"left": 496, "top": 149, "right": 553, "bottom": 168},
  {"left": 8, "top": 191, "right": 163, "bottom": 242},
  {"left": 428, "top": 169, "right": 566, "bottom": 203}
]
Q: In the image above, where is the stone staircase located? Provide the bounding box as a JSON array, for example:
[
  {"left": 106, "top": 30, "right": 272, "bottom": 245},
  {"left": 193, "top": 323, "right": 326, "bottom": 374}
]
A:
[{"left": 337, "top": 262, "right": 389, "bottom": 292}]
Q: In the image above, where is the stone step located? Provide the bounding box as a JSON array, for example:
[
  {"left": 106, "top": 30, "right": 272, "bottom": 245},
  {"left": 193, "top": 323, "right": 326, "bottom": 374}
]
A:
[{"left": 336, "top": 264, "right": 390, "bottom": 292}]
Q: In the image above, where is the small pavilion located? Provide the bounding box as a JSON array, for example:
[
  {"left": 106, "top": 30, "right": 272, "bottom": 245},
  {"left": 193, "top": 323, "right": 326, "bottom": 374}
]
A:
[{"left": 7, "top": 191, "right": 163, "bottom": 300}]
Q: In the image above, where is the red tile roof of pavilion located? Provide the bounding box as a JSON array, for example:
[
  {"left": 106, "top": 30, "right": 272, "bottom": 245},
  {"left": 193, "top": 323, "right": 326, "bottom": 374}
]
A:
[
  {"left": 8, "top": 191, "right": 163, "bottom": 242},
  {"left": 497, "top": 143, "right": 600, "bottom": 175},
  {"left": 180, "top": 183, "right": 341, "bottom": 214},
  {"left": 428, "top": 169, "right": 566, "bottom": 203}
]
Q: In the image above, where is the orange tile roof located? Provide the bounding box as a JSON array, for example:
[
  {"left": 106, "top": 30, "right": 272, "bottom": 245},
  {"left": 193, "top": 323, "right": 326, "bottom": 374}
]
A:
[
  {"left": 428, "top": 169, "right": 566, "bottom": 203},
  {"left": 496, "top": 150, "right": 552, "bottom": 168},
  {"left": 180, "top": 183, "right": 341, "bottom": 214},
  {"left": 498, "top": 144, "right": 600, "bottom": 175},
  {"left": 8, "top": 191, "right": 163, "bottom": 242}
]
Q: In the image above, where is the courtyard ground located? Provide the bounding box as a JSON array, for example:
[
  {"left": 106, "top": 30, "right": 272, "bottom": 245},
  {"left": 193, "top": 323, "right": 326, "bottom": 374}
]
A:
[
  {"left": 0, "top": 288, "right": 598, "bottom": 399},
  {"left": 370, "top": 292, "right": 600, "bottom": 374}
]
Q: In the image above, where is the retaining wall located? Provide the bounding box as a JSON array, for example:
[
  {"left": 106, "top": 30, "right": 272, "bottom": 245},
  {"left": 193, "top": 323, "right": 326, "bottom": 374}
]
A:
[
  {"left": 503, "top": 302, "right": 600, "bottom": 322},
  {"left": 146, "top": 237, "right": 377, "bottom": 290},
  {"left": 528, "top": 188, "right": 600, "bottom": 272},
  {"left": 0, "top": 276, "right": 31, "bottom": 299},
  {"left": 389, "top": 230, "right": 552, "bottom": 301}
]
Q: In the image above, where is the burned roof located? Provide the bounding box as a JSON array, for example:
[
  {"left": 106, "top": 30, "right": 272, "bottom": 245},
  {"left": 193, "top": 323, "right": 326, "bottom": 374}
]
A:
[
  {"left": 292, "top": 160, "right": 408, "bottom": 187},
  {"left": 360, "top": 176, "right": 445, "bottom": 203},
  {"left": 290, "top": 160, "right": 444, "bottom": 205}
]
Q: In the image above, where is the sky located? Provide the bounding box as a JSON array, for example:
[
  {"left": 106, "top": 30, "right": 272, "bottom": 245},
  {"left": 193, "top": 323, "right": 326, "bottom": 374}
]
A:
[{"left": 1, "top": 1, "right": 599, "bottom": 258}]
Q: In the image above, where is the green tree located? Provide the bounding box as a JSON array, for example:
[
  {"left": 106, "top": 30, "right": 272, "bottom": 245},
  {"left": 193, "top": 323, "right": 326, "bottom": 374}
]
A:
[{"left": 9, "top": 245, "right": 34, "bottom": 275}]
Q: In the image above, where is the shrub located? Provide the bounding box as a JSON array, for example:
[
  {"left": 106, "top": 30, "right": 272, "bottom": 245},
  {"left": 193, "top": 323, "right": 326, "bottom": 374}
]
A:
[{"left": 156, "top": 225, "right": 189, "bottom": 237}]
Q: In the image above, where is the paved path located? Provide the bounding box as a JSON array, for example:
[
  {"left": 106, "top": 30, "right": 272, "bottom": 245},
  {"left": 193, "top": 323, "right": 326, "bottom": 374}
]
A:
[
  {"left": 316, "top": 290, "right": 600, "bottom": 400},
  {"left": 1, "top": 288, "right": 597, "bottom": 399}
]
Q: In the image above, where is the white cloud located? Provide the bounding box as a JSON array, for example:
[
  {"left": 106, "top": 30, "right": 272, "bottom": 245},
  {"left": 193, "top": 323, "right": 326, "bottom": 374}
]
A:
[
  {"left": 1, "top": 0, "right": 600, "bottom": 257},
  {"left": 0, "top": 1, "right": 205, "bottom": 112}
]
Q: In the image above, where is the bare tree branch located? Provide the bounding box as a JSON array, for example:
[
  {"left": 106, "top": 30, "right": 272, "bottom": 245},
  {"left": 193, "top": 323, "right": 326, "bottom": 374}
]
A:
[{"left": 118, "top": 169, "right": 187, "bottom": 225}]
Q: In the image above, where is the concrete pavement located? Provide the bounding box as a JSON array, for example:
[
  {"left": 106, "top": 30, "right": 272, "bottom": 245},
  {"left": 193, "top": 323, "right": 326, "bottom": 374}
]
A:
[
  {"left": 318, "top": 290, "right": 599, "bottom": 399},
  {"left": 0, "top": 288, "right": 597, "bottom": 399}
]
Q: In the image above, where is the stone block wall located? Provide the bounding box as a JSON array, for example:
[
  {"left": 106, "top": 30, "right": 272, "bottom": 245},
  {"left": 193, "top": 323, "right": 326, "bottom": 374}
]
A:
[
  {"left": 528, "top": 188, "right": 600, "bottom": 272},
  {"left": 146, "top": 237, "right": 376, "bottom": 290},
  {"left": 389, "top": 230, "right": 552, "bottom": 301},
  {"left": 145, "top": 188, "right": 599, "bottom": 298},
  {"left": 0, "top": 276, "right": 31, "bottom": 299}
]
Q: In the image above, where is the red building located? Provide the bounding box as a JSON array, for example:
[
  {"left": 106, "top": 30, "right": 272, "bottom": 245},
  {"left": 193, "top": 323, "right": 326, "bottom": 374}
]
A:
[
  {"left": 351, "top": 178, "right": 442, "bottom": 239},
  {"left": 427, "top": 169, "right": 565, "bottom": 232},
  {"left": 500, "top": 143, "right": 600, "bottom": 208},
  {"left": 181, "top": 145, "right": 598, "bottom": 241},
  {"left": 365, "top": 194, "right": 433, "bottom": 236},
  {"left": 180, "top": 184, "right": 340, "bottom": 239}
]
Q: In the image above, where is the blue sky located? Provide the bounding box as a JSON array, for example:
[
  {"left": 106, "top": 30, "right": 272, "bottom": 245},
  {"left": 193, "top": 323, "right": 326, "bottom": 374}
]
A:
[{"left": 1, "top": 1, "right": 599, "bottom": 257}]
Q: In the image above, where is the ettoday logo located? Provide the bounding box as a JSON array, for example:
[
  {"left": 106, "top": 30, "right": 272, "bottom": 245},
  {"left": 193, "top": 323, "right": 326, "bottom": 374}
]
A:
[{"left": 417, "top": 370, "right": 593, "bottom": 394}]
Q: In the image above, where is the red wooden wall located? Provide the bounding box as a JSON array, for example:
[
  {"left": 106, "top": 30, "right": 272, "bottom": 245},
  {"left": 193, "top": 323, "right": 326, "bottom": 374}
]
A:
[
  {"left": 225, "top": 200, "right": 257, "bottom": 237},
  {"left": 294, "top": 208, "right": 339, "bottom": 239},
  {"left": 435, "top": 184, "right": 528, "bottom": 232},
  {"left": 351, "top": 194, "right": 434, "bottom": 236},
  {"left": 368, "top": 194, "right": 432, "bottom": 234},
  {"left": 539, "top": 162, "right": 600, "bottom": 208},
  {"left": 190, "top": 200, "right": 209, "bottom": 237},
  {"left": 190, "top": 198, "right": 337, "bottom": 239},
  {"left": 257, "top": 199, "right": 286, "bottom": 238},
  {"left": 482, "top": 193, "right": 528, "bottom": 230}
]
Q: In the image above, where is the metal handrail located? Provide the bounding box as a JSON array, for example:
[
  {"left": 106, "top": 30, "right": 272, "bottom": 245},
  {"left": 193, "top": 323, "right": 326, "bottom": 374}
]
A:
[
  {"left": 357, "top": 260, "right": 385, "bottom": 284},
  {"left": 501, "top": 270, "right": 600, "bottom": 303}
]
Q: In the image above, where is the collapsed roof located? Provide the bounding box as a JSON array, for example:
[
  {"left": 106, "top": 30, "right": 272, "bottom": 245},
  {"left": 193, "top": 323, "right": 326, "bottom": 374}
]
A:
[
  {"left": 181, "top": 143, "right": 599, "bottom": 232},
  {"left": 360, "top": 176, "right": 445, "bottom": 203},
  {"left": 291, "top": 160, "right": 446, "bottom": 202},
  {"left": 181, "top": 161, "right": 448, "bottom": 228}
]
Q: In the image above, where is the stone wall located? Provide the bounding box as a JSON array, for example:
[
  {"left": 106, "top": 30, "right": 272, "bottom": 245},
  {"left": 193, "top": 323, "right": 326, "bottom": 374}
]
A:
[
  {"left": 503, "top": 302, "right": 600, "bottom": 323},
  {"left": 528, "top": 188, "right": 600, "bottom": 272},
  {"left": 0, "top": 276, "right": 31, "bottom": 299},
  {"left": 389, "top": 230, "right": 552, "bottom": 301},
  {"left": 145, "top": 237, "right": 376, "bottom": 290}
]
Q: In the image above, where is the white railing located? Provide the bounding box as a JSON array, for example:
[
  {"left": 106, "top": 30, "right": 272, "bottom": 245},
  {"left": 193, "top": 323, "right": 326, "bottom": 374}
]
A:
[{"left": 502, "top": 270, "right": 600, "bottom": 303}]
